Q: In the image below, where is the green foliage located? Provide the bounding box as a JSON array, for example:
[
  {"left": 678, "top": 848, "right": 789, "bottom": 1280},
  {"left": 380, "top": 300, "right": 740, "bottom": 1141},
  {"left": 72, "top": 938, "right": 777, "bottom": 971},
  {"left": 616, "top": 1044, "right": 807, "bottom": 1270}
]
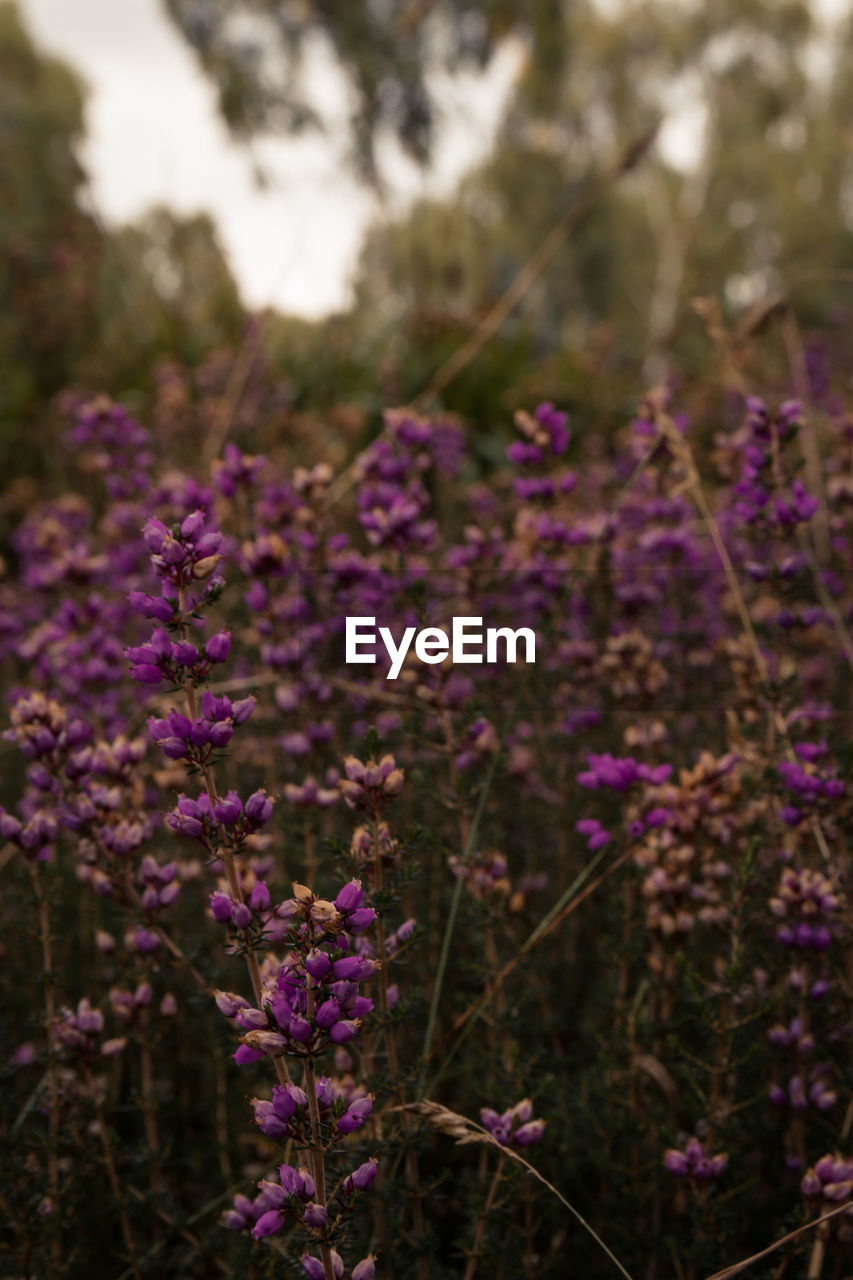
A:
[{"left": 0, "top": 0, "right": 101, "bottom": 463}]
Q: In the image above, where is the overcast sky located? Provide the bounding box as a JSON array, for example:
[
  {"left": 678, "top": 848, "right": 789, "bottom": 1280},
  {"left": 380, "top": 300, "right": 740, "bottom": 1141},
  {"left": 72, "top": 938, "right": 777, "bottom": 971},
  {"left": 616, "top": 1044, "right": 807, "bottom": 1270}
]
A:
[{"left": 18, "top": 0, "right": 522, "bottom": 317}]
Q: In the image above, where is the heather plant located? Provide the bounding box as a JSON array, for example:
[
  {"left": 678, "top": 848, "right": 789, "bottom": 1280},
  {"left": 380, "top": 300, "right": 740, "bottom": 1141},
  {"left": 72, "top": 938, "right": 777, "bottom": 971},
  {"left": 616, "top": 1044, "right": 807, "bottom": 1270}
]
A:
[{"left": 4, "top": 363, "right": 853, "bottom": 1280}]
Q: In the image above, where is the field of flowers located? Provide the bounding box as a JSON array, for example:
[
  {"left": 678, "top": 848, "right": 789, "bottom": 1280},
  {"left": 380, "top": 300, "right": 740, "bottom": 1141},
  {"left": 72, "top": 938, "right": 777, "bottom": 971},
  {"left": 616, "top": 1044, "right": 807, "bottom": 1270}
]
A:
[{"left": 3, "top": 362, "right": 853, "bottom": 1280}]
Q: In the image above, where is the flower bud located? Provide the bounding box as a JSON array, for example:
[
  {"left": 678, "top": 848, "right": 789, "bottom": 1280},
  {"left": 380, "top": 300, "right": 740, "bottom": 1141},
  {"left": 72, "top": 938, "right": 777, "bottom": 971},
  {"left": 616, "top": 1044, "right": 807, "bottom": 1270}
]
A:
[
  {"left": 236, "top": 1008, "right": 268, "bottom": 1032},
  {"left": 192, "top": 554, "right": 221, "bottom": 580},
  {"left": 213, "top": 792, "right": 242, "bottom": 825},
  {"left": 289, "top": 1013, "right": 313, "bottom": 1044},
  {"left": 180, "top": 510, "right": 205, "bottom": 539},
  {"left": 383, "top": 769, "right": 404, "bottom": 796},
  {"left": 210, "top": 892, "right": 233, "bottom": 923},
  {"left": 271, "top": 1085, "right": 298, "bottom": 1122},
  {"left": 663, "top": 1149, "right": 690, "bottom": 1176},
  {"left": 333, "top": 955, "right": 378, "bottom": 982},
  {"left": 174, "top": 641, "right": 199, "bottom": 666},
  {"left": 243, "top": 1030, "right": 288, "bottom": 1056},
  {"left": 305, "top": 949, "right": 332, "bottom": 979},
  {"left": 329, "top": 1019, "right": 360, "bottom": 1044},
  {"left": 221, "top": 1209, "right": 247, "bottom": 1230},
  {"left": 315, "top": 999, "right": 341, "bottom": 1030},
  {"left": 231, "top": 902, "right": 253, "bottom": 929},
  {"left": 245, "top": 790, "right": 273, "bottom": 825},
  {"left": 338, "top": 1094, "right": 373, "bottom": 1134},
  {"left": 349, "top": 1158, "right": 378, "bottom": 1191},
  {"left": 343, "top": 756, "right": 366, "bottom": 783},
  {"left": 252, "top": 1209, "right": 284, "bottom": 1239},
  {"left": 257, "top": 1180, "right": 287, "bottom": 1208},
  {"left": 335, "top": 879, "right": 363, "bottom": 913},
  {"left": 303, "top": 1202, "right": 328, "bottom": 1228},
  {"left": 233, "top": 1044, "right": 264, "bottom": 1065},
  {"left": 215, "top": 989, "right": 249, "bottom": 1018},
  {"left": 315, "top": 1076, "right": 333, "bottom": 1109},
  {"left": 206, "top": 631, "right": 231, "bottom": 663},
  {"left": 232, "top": 696, "right": 255, "bottom": 724},
  {"left": 250, "top": 880, "right": 271, "bottom": 911},
  {"left": 347, "top": 907, "right": 377, "bottom": 933},
  {"left": 209, "top": 721, "right": 233, "bottom": 749}
]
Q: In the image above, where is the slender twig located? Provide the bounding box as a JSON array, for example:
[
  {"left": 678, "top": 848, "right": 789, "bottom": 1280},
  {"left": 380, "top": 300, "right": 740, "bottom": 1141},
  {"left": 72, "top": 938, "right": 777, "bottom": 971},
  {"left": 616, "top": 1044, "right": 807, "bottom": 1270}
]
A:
[
  {"left": 201, "top": 314, "right": 266, "bottom": 467},
  {"left": 88, "top": 1073, "right": 141, "bottom": 1280},
  {"left": 463, "top": 1156, "right": 504, "bottom": 1280},
  {"left": 420, "top": 675, "right": 528, "bottom": 1076},
  {"left": 324, "top": 123, "right": 660, "bottom": 509},
  {"left": 703, "top": 1203, "right": 853, "bottom": 1280},
  {"left": 410, "top": 124, "right": 660, "bottom": 412},
  {"left": 428, "top": 847, "right": 632, "bottom": 1085},
  {"left": 401, "top": 1103, "right": 635, "bottom": 1280}
]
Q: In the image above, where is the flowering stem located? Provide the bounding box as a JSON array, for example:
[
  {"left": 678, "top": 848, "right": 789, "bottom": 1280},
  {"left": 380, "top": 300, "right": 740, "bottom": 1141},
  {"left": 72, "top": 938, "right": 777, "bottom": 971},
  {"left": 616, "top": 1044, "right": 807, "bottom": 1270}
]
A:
[
  {"left": 302, "top": 1008, "right": 334, "bottom": 1280},
  {"left": 371, "top": 818, "right": 427, "bottom": 1279},
  {"left": 655, "top": 407, "right": 834, "bottom": 869},
  {"left": 176, "top": 588, "right": 289, "bottom": 1084}
]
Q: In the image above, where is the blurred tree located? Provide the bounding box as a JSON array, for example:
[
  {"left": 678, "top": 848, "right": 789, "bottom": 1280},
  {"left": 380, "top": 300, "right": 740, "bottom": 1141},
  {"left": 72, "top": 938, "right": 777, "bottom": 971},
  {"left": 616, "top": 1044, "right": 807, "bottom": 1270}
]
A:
[
  {"left": 170, "top": 0, "right": 853, "bottom": 431},
  {"left": 0, "top": 0, "right": 102, "bottom": 449},
  {"left": 0, "top": 2, "right": 246, "bottom": 499},
  {"left": 344, "top": 0, "right": 853, "bottom": 426},
  {"left": 88, "top": 206, "right": 245, "bottom": 389},
  {"left": 161, "top": 0, "right": 567, "bottom": 180}
]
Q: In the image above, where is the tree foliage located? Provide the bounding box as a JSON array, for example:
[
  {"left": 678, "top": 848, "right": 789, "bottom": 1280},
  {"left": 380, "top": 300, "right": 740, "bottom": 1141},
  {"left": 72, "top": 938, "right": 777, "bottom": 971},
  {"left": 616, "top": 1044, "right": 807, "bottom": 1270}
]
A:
[
  {"left": 0, "top": 2, "right": 246, "bottom": 492},
  {"left": 162, "top": 0, "right": 568, "bottom": 178}
]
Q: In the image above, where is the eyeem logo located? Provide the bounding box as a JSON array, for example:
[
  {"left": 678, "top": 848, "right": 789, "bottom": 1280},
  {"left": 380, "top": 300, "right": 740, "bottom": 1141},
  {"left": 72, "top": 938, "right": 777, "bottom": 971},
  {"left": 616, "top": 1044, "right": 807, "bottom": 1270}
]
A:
[{"left": 345, "top": 616, "right": 536, "bottom": 680}]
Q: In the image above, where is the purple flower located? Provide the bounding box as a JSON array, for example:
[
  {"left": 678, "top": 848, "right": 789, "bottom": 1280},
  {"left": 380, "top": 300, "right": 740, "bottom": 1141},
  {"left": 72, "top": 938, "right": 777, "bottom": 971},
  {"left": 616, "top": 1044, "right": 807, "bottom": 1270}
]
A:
[
  {"left": 303, "top": 1202, "right": 328, "bottom": 1228},
  {"left": 252, "top": 1209, "right": 284, "bottom": 1239},
  {"left": 338, "top": 1095, "right": 373, "bottom": 1135},
  {"left": 213, "top": 791, "right": 243, "bottom": 825},
  {"left": 233, "top": 1045, "right": 265, "bottom": 1066},
  {"left": 347, "top": 1158, "right": 378, "bottom": 1192},
  {"left": 335, "top": 879, "right": 364, "bottom": 913},
  {"left": 210, "top": 891, "right": 233, "bottom": 923},
  {"left": 205, "top": 631, "right": 231, "bottom": 663},
  {"left": 245, "top": 789, "right": 274, "bottom": 825}
]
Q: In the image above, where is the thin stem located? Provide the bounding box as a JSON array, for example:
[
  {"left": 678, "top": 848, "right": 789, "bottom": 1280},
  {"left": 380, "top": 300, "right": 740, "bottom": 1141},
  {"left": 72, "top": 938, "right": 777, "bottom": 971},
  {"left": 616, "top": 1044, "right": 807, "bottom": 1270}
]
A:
[
  {"left": 137, "top": 964, "right": 163, "bottom": 1195},
  {"left": 88, "top": 1074, "right": 141, "bottom": 1280},
  {"left": 29, "top": 862, "right": 62, "bottom": 1278},
  {"left": 302, "top": 1008, "right": 335, "bottom": 1280},
  {"left": 703, "top": 1203, "right": 853, "bottom": 1280},
  {"left": 463, "top": 1157, "right": 504, "bottom": 1280},
  {"left": 371, "top": 817, "right": 427, "bottom": 1279},
  {"left": 421, "top": 679, "right": 527, "bottom": 1076},
  {"left": 429, "top": 843, "right": 627, "bottom": 1085}
]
